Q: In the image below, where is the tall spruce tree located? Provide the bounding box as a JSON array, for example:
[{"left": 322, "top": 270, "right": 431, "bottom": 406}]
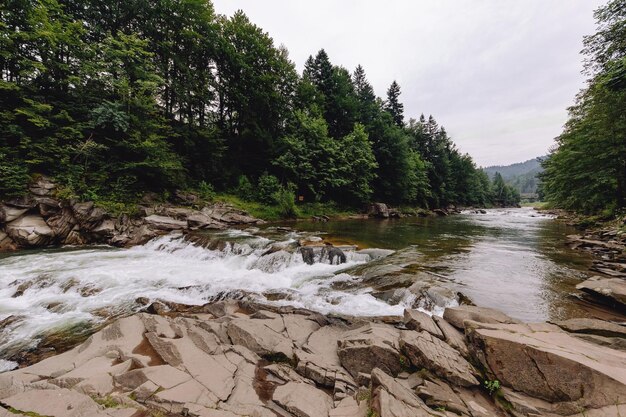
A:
[{"left": 384, "top": 80, "right": 404, "bottom": 127}]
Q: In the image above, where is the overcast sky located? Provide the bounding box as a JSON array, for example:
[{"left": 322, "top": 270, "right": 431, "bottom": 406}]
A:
[{"left": 212, "top": 0, "right": 604, "bottom": 166}]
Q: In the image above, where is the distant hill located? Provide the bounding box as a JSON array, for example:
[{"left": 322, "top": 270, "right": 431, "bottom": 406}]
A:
[{"left": 483, "top": 157, "right": 545, "bottom": 195}]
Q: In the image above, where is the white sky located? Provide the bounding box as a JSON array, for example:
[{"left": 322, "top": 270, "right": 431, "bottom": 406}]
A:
[{"left": 212, "top": 0, "right": 604, "bottom": 166}]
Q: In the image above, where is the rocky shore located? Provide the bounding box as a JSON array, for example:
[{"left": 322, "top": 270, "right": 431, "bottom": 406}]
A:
[
  {"left": 0, "top": 177, "right": 263, "bottom": 252},
  {"left": 0, "top": 300, "right": 624, "bottom": 417},
  {"left": 561, "top": 219, "right": 626, "bottom": 313}
]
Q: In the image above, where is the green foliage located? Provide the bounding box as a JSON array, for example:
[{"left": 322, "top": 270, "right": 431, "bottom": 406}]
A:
[
  {"left": 484, "top": 379, "right": 501, "bottom": 395},
  {"left": 92, "top": 396, "right": 120, "bottom": 408},
  {"left": 197, "top": 181, "right": 216, "bottom": 201},
  {"left": 0, "top": 0, "right": 493, "bottom": 210},
  {"left": 256, "top": 173, "right": 281, "bottom": 204},
  {"left": 541, "top": 0, "right": 626, "bottom": 214},
  {"left": 0, "top": 153, "right": 29, "bottom": 197},
  {"left": 235, "top": 175, "right": 254, "bottom": 199},
  {"left": 272, "top": 184, "right": 299, "bottom": 219}
]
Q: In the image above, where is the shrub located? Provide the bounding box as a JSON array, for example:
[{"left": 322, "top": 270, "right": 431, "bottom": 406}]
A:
[
  {"left": 197, "top": 181, "right": 215, "bottom": 201},
  {"left": 256, "top": 173, "right": 281, "bottom": 204},
  {"left": 235, "top": 175, "right": 253, "bottom": 198},
  {"left": 0, "top": 154, "right": 29, "bottom": 197},
  {"left": 272, "top": 184, "right": 298, "bottom": 218}
]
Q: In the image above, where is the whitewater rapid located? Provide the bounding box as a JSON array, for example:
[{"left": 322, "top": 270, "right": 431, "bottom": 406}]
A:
[{"left": 0, "top": 228, "right": 408, "bottom": 367}]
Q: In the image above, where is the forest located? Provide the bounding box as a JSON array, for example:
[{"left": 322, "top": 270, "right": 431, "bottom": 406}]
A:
[
  {"left": 541, "top": 0, "right": 626, "bottom": 215},
  {"left": 0, "top": 0, "right": 521, "bottom": 215}
]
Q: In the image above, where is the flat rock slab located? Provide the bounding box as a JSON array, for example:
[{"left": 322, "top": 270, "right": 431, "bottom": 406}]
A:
[
  {"left": 370, "top": 368, "right": 441, "bottom": 417},
  {"left": 337, "top": 323, "right": 403, "bottom": 378},
  {"left": 576, "top": 276, "right": 626, "bottom": 309},
  {"left": 432, "top": 315, "right": 469, "bottom": 357},
  {"left": 3, "top": 388, "right": 109, "bottom": 417},
  {"left": 554, "top": 318, "right": 626, "bottom": 339},
  {"left": 404, "top": 309, "right": 444, "bottom": 339},
  {"left": 400, "top": 330, "right": 479, "bottom": 387},
  {"left": 273, "top": 381, "right": 333, "bottom": 417},
  {"left": 466, "top": 321, "right": 626, "bottom": 411},
  {"left": 143, "top": 215, "right": 187, "bottom": 231},
  {"left": 443, "top": 305, "right": 520, "bottom": 330}
]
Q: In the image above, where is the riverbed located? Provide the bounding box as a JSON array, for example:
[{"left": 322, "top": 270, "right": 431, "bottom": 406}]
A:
[{"left": 0, "top": 207, "right": 598, "bottom": 370}]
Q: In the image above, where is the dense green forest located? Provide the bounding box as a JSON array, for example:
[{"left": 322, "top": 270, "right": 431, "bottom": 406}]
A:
[
  {"left": 0, "top": 0, "right": 520, "bottom": 213},
  {"left": 484, "top": 157, "right": 544, "bottom": 195},
  {"left": 541, "top": 0, "right": 626, "bottom": 215}
]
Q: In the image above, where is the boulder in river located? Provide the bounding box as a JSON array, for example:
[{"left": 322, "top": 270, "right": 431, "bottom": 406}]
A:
[{"left": 576, "top": 276, "right": 626, "bottom": 312}]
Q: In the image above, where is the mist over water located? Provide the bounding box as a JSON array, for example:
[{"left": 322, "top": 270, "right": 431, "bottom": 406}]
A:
[{"left": 0, "top": 208, "right": 594, "bottom": 369}]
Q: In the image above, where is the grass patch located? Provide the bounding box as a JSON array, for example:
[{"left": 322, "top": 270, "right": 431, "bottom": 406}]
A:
[
  {"left": 5, "top": 407, "right": 51, "bottom": 417},
  {"left": 92, "top": 395, "right": 120, "bottom": 408},
  {"left": 94, "top": 200, "right": 140, "bottom": 217},
  {"left": 213, "top": 193, "right": 359, "bottom": 221}
]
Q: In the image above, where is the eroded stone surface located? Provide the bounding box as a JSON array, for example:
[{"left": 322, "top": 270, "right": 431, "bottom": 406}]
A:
[
  {"left": 0, "top": 301, "right": 624, "bottom": 417},
  {"left": 337, "top": 323, "right": 403, "bottom": 378},
  {"left": 443, "top": 305, "right": 520, "bottom": 330},
  {"left": 404, "top": 309, "right": 444, "bottom": 339},
  {"left": 400, "top": 330, "right": 479, "bottom": 387},
  {"left": 467, "top": 321, "right": 626, "bottom": 413}
]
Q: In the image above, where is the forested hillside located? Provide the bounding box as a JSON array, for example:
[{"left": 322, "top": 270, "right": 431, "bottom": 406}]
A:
[
  {"left": 484, "top": 157, "right": 544, "bottom": 195},
  {"left": 541, "top": 0, "right": 626, "bottom": 214},
  {"left": 0, "top": 0, "right": 520, "bottom": 212}
]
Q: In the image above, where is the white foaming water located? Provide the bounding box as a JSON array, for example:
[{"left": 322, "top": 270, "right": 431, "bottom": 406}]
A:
[{"left": 0, "top": 231, "right": 406, "bottom": 358}]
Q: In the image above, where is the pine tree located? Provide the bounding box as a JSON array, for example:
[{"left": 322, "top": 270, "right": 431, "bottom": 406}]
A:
[{"left": 384, "top": 80, "right": 404, "bottom": 127}]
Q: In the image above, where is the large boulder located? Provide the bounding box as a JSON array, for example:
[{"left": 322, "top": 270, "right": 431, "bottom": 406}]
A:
[
  {"left": 432, "top": 315, "right": 469, "bottom": 357},
  {"left": 227, "top": 316, "right": 294, "bottom": 359},
  {"left": 337, "top": 323, "right": 403, "bottom": 378},
  {"left": 370, "top": 368, "right": 443, "bottom": 417},
  {"left": 399, "top": 331, "right": 479, "bottom": 387},
  {"left": 1, "top": 205, "right": 28, "bottom": 223},
  {"left": 143, "top": 215, "right": 187, "bottom": 231},
  {"left": 46, "top": 207, "right": 77, "bottom": 240},
  {"left": 28, "top": 176, "right": 56, "bottom": 197},
  {"left": 466, "top": 321, "right": 626, "bottom": 414},
  {"left": 0, "top": 230, "right": 17, "bottom": 251},
  {"left": 273, "top": 382, "right": 333, "bottom": 417},
  {"left": 576, "top": 276, "right": 626, "bottom": 310},
  {"left": 5, "top": 215, "right": 55, "bottom": 246},
  {"left": 403, "top": 309, "right": 444, "bottom": 339},
  {"left": 368, "top": 203, "right": 391, "bottom": 218}
]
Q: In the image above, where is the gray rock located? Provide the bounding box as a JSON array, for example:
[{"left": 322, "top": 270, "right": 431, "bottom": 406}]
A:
[
  {"left": 432, "top": 315, "right": 469, "bottom": 357},
  {"left": 466, "top": 321, "right": 626, "bottom": 411},
  {"left": 337, "top": 323, "right": 403, "bottom": 378},
  {"left": 443, "top": 305, "right": 520, "bottom": 330},
  {"left": 273, "top": 382, "right": 333, "bottom": 417},
  {"left": 404, "top": 309, "right": 444, "bottom": 339},
  {"left": 400, "top": 330, "right": 479, "bottom": 387},
  {"left": 143, "top": 214, "right": 187, "bottom": 231},
  {"left": 6, "top": 215, "right": 55, "bottom": 246},
  {"left": 576, "top": 276, "right": 626, "bottom": 310}
]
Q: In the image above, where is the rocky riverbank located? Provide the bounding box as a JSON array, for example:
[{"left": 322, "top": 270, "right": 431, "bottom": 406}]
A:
[
  {"left": 0, "top": 300, "right": 624, "bottom": 417},
  {"left": 0, "top": 177, "right": 263, "bottom": 252},
  {"left": 554, "top": 214, "right": 626, "bottom": 313}
]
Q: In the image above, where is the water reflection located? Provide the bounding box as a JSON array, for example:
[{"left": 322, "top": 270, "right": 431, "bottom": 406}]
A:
[{"left": 293, "top": 208, "right": 599, "bottom": 321}]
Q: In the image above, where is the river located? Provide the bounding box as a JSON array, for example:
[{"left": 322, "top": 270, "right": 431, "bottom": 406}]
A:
[{"left": 0, "top": 207, "right": 598, "bottom": 371}]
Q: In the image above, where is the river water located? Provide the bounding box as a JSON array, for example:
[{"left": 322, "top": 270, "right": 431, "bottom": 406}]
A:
[{"left": 0, "top": 207, "right": 598, "bottom": 370}]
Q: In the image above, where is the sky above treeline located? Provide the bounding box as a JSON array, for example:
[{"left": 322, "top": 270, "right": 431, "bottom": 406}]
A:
[{"left": 212, "top": 0, "right": 604, "bottom": 166}]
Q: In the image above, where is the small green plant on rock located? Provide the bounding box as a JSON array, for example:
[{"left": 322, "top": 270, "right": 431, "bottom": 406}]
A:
[
  {"left": 484, "top": 379, "right": 501, "bottom": 395},
  {"left": 92, "top": 395, "right": 120, "bottom": 408}
]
